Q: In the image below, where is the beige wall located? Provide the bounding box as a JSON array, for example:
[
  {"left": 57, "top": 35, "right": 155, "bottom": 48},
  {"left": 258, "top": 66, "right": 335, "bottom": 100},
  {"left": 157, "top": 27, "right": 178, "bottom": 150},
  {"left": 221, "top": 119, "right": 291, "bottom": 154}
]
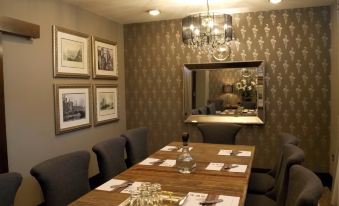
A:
[
  {"left": 0, "top": 0, "right": 126, "bottom": 205},
  {"left": 330, "top": 1, "right": 339, "bottom": 176},
  {"left": 124, "top": 7, "right": 331, "bottom": 172}
]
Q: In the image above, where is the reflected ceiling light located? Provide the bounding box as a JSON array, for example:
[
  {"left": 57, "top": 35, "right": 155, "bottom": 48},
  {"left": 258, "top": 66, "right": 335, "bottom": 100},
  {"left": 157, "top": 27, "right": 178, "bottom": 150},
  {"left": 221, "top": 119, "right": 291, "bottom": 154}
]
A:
[
  {"left": 269, "top": 0, "right": 282, "bottom": 4},
  {"left": 148, "top": 9, "right": 160, "bottom": 16},
  {"left": 182, "top": 0, "right": 233, "bottom": 61}
]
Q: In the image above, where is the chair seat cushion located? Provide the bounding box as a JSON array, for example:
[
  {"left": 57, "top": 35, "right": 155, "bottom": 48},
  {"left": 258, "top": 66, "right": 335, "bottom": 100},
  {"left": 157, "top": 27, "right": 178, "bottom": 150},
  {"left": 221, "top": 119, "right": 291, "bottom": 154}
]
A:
[
  {"left": 245, "top": 194, "right": 277, "bottom": 206},
  {"left": 248, "top": 172, "right": 275, "bottom": 194}
]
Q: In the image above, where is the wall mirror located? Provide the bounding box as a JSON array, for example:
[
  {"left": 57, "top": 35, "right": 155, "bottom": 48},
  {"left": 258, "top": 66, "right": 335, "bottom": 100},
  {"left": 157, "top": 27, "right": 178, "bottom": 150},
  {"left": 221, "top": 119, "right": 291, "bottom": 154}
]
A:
[{"left": 183, "top": 61, "right": 265, "bottom": 125}]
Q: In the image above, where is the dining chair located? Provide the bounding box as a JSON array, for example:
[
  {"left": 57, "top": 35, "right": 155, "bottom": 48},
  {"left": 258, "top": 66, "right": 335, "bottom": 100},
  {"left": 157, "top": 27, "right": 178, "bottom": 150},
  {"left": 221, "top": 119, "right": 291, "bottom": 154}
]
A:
[
  {"left": 92, "top": 136, "right": 127, "bottom": 183},
  {"left": 206, "top": 103, "right": 216, "bottom": 115},
  {"left": 0, "top": 172, "right": 22, "bottom": 206},
  {"left": 285, "top": 165, "right": 323, "bottom": 206},
  {"left": 30, "top": 151, "right": 90, "bottom": 206},
  {"left": 248, "top": 132, "right": 300, "bottom": 194},
  {"left": 196, "top": 123, "right": 241, "bottom": 144},
  {"left": 121, "top": 127, "right": 149, "bottom": 167},
  {"left": 245, "top": 144, "right": 305, "bottom": 206},
  {"left": 198, "top": 106, "right": 207, "bottom": 115}
]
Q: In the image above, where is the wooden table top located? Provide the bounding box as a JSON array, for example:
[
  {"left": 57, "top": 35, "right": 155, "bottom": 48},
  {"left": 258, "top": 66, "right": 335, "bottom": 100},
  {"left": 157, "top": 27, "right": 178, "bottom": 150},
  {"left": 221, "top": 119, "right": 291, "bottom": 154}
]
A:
[{"left": 71, "top": 142, "right": 255, "bottom": 206}]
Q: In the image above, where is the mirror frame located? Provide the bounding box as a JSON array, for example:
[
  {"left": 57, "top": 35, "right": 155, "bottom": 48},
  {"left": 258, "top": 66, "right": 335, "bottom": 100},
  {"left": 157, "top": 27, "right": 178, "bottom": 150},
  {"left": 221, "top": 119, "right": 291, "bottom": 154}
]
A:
[{"left": 183, "top": 60, "right": 265, "bottom": 125}]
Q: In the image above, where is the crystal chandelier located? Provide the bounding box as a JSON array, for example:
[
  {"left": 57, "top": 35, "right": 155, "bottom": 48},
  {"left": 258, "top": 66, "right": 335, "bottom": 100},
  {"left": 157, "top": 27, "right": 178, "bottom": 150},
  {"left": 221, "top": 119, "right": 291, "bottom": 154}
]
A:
[{"left": 182, "top": 0, "right": 233, "bottom": 60}]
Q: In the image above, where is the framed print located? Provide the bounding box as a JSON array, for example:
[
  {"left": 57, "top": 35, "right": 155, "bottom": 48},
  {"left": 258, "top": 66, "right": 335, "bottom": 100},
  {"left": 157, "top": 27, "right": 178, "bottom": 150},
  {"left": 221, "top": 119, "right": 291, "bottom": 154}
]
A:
[
  {"left": 54, "top": 84, "right": 92, "bottom": 134},
  {"left": 92, "top": 36, "right": 118, "bottom": 79},
  {"left": 53, "top": 25, "right": 91, "bottom": 78},
  {"left": 94, "top": 84, "right": 119, "bottom": 126}
]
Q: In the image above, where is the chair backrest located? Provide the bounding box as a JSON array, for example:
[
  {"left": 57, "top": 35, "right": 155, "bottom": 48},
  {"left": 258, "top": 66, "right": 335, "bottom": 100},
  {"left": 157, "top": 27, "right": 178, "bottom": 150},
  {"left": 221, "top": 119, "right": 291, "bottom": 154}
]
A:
[
  {"left": 92, "top": 136, "right": 127, "bottom": 183},
  {"left": 198, "top": 106, "right": 207, "bottom": 115},
  {"left": 266, "top": 144, "right": 305, "bottom": 205},
  {"left": 286, "top": 165, "right": 323, "bottom": 206},
  {"left": 0, "top": 172, "right": 22, "bottom": 206},
  {"left": 206, "top": 103, "right": 216, "bottom": 115},
  {"left": 191, "top": 109, "right": 199, "bottom": 115},
  {"left": 196, "top": 123, "right": 241, "bottom": 144},
  {"left": 121, "top": 127, "right": 148, "bottom": 167},
  {"left": 30, "top": 151, "right": 90, "bottom": 206},
  {"left": 268, "top": 132, "right": 300, "bottom": 177}
]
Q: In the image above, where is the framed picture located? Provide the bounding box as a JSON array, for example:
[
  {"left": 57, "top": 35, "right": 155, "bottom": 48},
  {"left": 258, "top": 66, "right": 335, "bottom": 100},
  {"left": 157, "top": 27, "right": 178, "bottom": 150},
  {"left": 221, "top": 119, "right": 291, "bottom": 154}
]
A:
[
  {"left": 94, "top": 84, "right": 119, "bottom": 126},
  {"left": 92, "top": 36, "right": 118, "bottom": 79},
  {"left": 53, "top": 25, "right": 91, "bottom": 78},
  {"left": 54, "top": 84, "right": 92, "bottom": 134}
]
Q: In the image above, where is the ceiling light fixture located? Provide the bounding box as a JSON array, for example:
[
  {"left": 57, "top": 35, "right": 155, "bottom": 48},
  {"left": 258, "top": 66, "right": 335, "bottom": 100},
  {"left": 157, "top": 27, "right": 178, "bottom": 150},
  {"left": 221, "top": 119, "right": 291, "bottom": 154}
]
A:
[
  {"left": 148, "top": 9, "right": 160, "bottom": 16},
  {"left": 269, "top": 0, "right": 282, "bottom": 4},
  {"left": 182, "top": 0, "right": 233, "bottom": 61}
]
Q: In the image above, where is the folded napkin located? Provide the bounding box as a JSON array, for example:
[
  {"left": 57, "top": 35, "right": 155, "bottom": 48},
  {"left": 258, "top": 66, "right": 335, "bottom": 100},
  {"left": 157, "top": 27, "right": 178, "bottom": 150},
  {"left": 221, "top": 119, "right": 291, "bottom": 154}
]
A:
[
  {"left": 218, "top": 149, "right": 251, "bottom": 157},
  {"left": 139, "top": 158, "right": 162, "bottom": 165},
  {"left": 96, "top": 179, "right": 128, "bottom": 191},
  {"left": 227, "top": 164, "right": 247, "bottom": 173},
  {"left": 160, "top": 146, "right": 179, "bottom": 151},
  {"left": 159, "top": 159, "right": 176, "bottom": 167},
  {"left": 120, "top": 182, "right": 143, "bottom": 194},
  {"left": 182, "top": 192, "right": 239, "bottom": 206}
]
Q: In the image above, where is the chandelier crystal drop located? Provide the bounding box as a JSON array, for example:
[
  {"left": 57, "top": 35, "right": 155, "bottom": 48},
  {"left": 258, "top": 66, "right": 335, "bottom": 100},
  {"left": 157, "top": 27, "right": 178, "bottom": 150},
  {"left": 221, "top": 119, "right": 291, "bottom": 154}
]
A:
[{"left": 182, "top": 0, "right": 233, "bottom": 60}]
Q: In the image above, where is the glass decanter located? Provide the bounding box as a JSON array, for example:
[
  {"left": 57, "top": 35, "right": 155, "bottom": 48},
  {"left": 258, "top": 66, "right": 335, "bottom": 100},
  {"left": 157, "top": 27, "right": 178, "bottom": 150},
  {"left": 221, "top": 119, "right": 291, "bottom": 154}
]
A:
[{"left": 176, "top": 132, "right": 196, "bottom": 174}]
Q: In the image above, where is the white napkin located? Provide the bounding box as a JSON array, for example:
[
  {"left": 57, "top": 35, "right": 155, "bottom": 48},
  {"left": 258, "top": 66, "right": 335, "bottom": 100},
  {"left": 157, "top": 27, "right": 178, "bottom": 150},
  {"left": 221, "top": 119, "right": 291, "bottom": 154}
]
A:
[
  {"left": 139, "top": 158, "right": 161, "bottom": 165},
  {"left": 159, "top": 159, "right": 176, "bottom": 167},
  {"left": 205, "top": 162, "right": 224, "bottom": 171},
  {"left": 183, "top": 192, "right": 239, "bottom": 206},
  {"left": 177, "top": 147, "right": 193, "bottom": 152},
  {"left": 96, "top": 179, "right": 128, "bottom": 191},
  {"left": 160, "top": 146, "right": 178, "bottom": 151},
  {"left": 218, "top": 149, "right": 252, "bottom": 157},
  {"left": 228, "top": 164, "right": 247, "bottom": 173},
  {"left": 120, "top": 182, "right": 143, "bottom": 194}
]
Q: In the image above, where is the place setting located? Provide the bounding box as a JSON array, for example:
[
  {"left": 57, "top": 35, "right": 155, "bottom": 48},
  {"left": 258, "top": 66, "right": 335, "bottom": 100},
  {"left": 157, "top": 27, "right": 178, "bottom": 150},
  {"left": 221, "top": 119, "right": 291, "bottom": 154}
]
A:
[
  {"left": 205, "top": 162, "right": 248, "bottom": 173},
  {"left": 160, "top": 145, "right": 193, "bottom": 152},
  {"left": 217, "top": 149, "right": 252, "bottom": 157},
  {"left": 139, "top": 158, "right": 177, "bottom": 167}
]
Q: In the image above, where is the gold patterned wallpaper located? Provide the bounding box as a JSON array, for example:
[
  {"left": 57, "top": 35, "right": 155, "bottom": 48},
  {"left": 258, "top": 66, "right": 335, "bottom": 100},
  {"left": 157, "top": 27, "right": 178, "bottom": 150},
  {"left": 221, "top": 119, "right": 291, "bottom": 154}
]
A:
[{"left": 124, "top": 6, "right": 331, "bottom": 172}]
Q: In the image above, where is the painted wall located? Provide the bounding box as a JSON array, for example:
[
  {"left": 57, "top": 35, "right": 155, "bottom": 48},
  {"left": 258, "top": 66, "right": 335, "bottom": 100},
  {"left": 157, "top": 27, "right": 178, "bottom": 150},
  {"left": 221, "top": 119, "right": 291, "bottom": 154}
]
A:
[
  {"left": 124, "top": 6, "right": 331, "bottom": 172},
  {"left": 0, "top": 0, "right": 126, "bottom": 205}
]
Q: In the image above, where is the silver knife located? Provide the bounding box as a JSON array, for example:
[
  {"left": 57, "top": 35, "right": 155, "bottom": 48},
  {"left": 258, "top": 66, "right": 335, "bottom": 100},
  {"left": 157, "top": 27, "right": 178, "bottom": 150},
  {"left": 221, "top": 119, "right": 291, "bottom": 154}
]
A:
[
  {"left": 199, "top": 199, "right": 223, "bottom": 205},
  {"left": 178, "top": 194, "right": 188, "bottom": 206}
]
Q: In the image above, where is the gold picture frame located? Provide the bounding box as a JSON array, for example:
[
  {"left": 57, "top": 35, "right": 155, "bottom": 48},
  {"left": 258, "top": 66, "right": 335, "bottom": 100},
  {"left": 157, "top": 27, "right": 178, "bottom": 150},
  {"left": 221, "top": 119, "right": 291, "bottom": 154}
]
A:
[
  {"left": 53, "top": 25, "right": 91, "bottom": 78},
  {"left": 93, "top": 84, "right": 119, "bottom": 126},
  {"left": 92, "top": 36, "right": 118, "bottom": 79},
  {"left": 54, "top": 84, "right": 92, "bottom": 134}
]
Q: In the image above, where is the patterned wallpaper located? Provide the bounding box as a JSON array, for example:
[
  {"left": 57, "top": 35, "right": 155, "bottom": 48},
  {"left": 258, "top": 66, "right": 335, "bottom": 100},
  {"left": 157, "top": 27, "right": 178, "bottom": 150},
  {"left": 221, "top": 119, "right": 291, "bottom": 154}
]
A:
[{"left": 124, "top": 6, "right": 331, "bottom": 172}]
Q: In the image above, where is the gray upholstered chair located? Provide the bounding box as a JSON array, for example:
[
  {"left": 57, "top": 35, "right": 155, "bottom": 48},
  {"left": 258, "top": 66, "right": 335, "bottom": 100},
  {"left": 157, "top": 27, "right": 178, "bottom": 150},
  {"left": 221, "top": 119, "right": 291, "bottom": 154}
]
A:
[
  {"left": 196, "top": 123, "right": 241, "bottom": 144},
  {"left": 30, "top": 151, "right": 90, "bottom": 206},
  {"left": 92, "top": 136, "right": 127, "bottom": 183},
  {"left": 198, "top": 106, "right": 207, "bottom": 115},
  {"left": 245, "top": 144, "right": 305, "bottom": 206},
  {"left": 206, "top": 103, "right": 216, "bottom": 115},
  {"left": 248, "top": 133, "right": 300, "bottom": 194},
  {"left": 121, "top": 127, "right": 149, "bottom": 167},
  {"left": 0, "top": 172, "right": 22, "bottom": 206},
  {"left": 191, "top": 109, "right": 199, "bottom": 115},
  {"left": 285, "top": 165, "right": 323, "bottom": 206}
]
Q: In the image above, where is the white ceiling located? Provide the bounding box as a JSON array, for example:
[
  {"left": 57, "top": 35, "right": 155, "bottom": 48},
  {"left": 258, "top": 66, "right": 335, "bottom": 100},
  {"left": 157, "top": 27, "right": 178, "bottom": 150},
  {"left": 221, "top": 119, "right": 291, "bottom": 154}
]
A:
[{"left": 62, "top": 0, "right": 335, "bottom": 24}]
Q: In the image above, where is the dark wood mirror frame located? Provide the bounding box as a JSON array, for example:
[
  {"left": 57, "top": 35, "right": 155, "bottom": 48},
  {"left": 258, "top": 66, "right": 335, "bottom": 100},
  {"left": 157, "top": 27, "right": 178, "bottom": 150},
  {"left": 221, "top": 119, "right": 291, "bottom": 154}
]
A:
[
  {"left": 0, "top": 16, "right": 40, "bottom": 172},
  {"left": 183, "top": 60, "right": 265, "bottom": 125}
]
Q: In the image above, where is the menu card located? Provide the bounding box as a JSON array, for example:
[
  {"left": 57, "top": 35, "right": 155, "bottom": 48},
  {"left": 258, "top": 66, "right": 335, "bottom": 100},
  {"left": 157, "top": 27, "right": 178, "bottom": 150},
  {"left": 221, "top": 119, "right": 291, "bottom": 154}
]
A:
[
  {"left": 205, "top": 163, "right": 247, "bottom": 173},
  {"left": 159, "top": 159, "right": 176, "bottom": 167},
  {"left": 96, "top": 179, "right": 128, "bottom": 191}
]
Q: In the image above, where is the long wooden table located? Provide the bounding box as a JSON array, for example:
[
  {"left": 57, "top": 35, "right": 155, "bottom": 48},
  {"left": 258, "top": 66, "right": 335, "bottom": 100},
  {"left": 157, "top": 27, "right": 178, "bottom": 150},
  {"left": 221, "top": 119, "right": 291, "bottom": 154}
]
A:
[{"left": 71, "top": 142, "right": 255, "bottom": 206}]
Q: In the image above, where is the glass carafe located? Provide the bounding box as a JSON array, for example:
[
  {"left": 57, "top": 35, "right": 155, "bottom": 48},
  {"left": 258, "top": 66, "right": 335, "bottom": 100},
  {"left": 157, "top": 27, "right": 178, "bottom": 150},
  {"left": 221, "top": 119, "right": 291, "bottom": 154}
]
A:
[{"left": 176, "top": 132, "right": 196, "bottom": 174}]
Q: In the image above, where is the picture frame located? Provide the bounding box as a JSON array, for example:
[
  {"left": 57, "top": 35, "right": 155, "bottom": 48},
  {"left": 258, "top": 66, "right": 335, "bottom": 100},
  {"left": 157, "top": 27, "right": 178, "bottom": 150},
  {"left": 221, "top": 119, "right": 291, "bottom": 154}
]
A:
[
  {"left": 93, "top": 84, "right": 119, "bottom": 126},
  {"left": 54, "top": 84, "right": 92, "bottom": 134},
  {"left": 92, "top": 36, "right": 118, "bottom": 79},
  {"left": 53, "top": 25, "right": 91, "bottom": 78}
]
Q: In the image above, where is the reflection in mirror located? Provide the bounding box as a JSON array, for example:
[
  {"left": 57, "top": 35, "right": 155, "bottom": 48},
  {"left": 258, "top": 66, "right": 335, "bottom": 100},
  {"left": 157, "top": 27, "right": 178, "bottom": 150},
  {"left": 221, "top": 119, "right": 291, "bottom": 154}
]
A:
[{"left": 183, "top": 61, "right": 265, "bottom": 125}]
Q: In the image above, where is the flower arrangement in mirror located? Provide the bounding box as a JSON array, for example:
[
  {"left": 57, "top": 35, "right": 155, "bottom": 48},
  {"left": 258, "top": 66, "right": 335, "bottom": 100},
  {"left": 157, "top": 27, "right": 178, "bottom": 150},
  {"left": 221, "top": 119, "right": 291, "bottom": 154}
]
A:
[{"left": 234, "top": 69, "right": 257, "bottom": 101}]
